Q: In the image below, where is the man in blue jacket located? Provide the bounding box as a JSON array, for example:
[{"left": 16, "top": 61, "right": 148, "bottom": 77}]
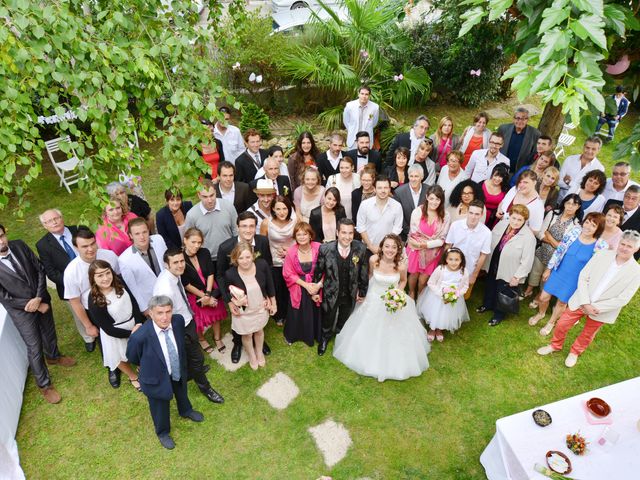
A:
[
  {"left": 595, "top": 85, "right": 630, "bottom": 142},
  {"left": 126, "top": 295, "right": 204, "bottom": 449}
]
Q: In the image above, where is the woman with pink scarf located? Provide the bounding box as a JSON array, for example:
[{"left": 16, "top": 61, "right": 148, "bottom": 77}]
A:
[
  {"left": 95, "top": 198, "right": 137, "bottom": 255},
  {"left": 282, "top": 222, "right": 323, "bottom": 347},
  {"left": 406, "top": 185, "right": 451, "bottom": 300}
]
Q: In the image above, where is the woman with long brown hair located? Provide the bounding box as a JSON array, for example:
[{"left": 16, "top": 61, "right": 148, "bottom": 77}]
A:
[
  {"left": 88, "top": 260, "right": 145, "bottom": 391},
  {"left": 287, "top": 131, "right": 320, "bottom": 191}
]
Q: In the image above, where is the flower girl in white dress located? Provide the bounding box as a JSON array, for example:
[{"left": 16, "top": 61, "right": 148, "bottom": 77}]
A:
[
  {"left": 333, "top": 234, "right": 430, "bottom": 382},
  {"left": 418, "top": 247, "right": 470, "bottom": 342}
]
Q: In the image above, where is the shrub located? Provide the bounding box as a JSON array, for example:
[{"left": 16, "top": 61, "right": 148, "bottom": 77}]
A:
[
  {"left": 409, "top": 14, "right": 512, "bottom": 107},
  {"left": 239, "top": 103, "right": 271, "bottom": 139}
]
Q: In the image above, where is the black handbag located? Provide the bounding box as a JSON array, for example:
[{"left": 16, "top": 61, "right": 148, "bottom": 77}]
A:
[{"left": 496, "top": 285, "right": 520, "bottom": 314}]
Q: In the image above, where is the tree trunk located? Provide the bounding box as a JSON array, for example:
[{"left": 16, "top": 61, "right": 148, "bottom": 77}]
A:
[{"left": 538, "top": 103, "right": 565, "bottom": 143}]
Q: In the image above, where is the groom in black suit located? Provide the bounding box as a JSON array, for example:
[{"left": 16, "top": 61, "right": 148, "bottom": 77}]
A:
[
  {"left": 126, "top": 295, "right": 204, "bottom": 449},
  {"left": 313, "top": 219, "right": 369, "bottom": 355}
]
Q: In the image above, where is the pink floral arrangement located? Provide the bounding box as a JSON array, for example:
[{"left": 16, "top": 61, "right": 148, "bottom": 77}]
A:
[
  {"left": 380, "top": 285, "right": 407, "bottom": 314},
  {"left": 442, "top": 285, "right": 459, "bottom": 305}
]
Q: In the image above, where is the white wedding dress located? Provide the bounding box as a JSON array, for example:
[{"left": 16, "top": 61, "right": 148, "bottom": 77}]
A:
[{"left": 333, "top": 270, "right": 430, "bottom": 382}]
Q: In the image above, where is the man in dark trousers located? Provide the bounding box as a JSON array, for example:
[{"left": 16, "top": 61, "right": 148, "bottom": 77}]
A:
[
  {"left": 126, "top": 295, "right": 204, "bottom": 449},
  {"left": 217, "top": 211, "right": 273, "bottom": 363},
  {"left": 313, "top": 219, "right": 369, "bottom": 355},
  {"left": 0, "top": 223, "right": 75, "bottom": 404}
]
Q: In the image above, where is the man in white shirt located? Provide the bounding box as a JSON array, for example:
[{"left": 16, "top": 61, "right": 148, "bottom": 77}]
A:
[
  {"left": 357, "top": 176, "right": 403, "bottom": 255},
  {"left": 385, "top": 115, "right": 430, "bottom": 167},
  {"left": 538, "top": 231, "right": 640, "bottom": 367},
  {"left": 558, "top": 136, "right": 604, "bottom": 200},
  {"left": 63, "top": 227, "right": 120, "bottom": 349},
  {"left": 444, "top": 200, "right": 492, "bottom": 296},
  {"left": 254, "top": 145, "right": 289, "bottom": 180},
  {"left": 343, "top": 85, "right": 379, "bottom": 149},
  {"left": 120, "top": 218, "right": 167, "bottom": 317},
  {"left": 153, "top": 248, "right": 224, "bottom": 404},
  {"left": 602, "top": 161, "right": 638, "bottom": 202},
  {"left": 465, "top": 132, "right": 510, "bottom": 183},
  {"left": 213, "top": 106, "right": 245, "bottom": 165},
  {"left": 251, "top": 156, "right": 292, "bottom": 201},
  {"left": 214, "top": 161, "right": 251, "bottom": 214}
]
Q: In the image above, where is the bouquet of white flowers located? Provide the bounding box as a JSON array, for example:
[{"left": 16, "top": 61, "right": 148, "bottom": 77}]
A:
[
  {"left": 380, "top": 285, "right": 407, "bottom": 314},
  {"left": 442, "top": 285, "right": 460, "bottom": 305}
]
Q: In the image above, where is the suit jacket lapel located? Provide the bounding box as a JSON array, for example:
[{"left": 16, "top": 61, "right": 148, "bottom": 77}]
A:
[
  {"left": 47, "top": 232, "right": 67, "bottom": 256},
  {"left": 149, "top": 324, "right": 169, "bottom": 371}
]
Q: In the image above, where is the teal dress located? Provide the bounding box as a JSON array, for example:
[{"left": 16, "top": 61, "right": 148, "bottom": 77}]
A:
[{"left": 543, "top": 239, "right": 596, "bottom": 303}]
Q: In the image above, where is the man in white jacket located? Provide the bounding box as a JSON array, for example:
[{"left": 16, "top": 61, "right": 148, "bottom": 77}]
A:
[
  {"left": 343, "top": 85, "right": 379, "bottom": 150},
  {"left": 537, "top": 230, "right": 640, "bottom": 367}
]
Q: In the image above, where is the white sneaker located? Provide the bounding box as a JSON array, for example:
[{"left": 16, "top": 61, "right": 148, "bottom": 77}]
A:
[
  {"left": 537, "top": 345, "right": 557, "bottom": 356},
  {"left": 565, "top": 353, "right": 579, "bottom": 368}
]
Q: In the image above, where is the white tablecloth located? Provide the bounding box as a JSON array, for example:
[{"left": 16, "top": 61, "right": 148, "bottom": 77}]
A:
[
  {"left": 481, "top": 376, "right": 640, "bottom": 479},
  {"left": 0, "top": 305, "right": 28, "bottom": 480}
]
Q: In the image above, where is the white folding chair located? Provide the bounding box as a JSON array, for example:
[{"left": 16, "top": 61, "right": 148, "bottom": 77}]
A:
[
  {"left": 554, "top": 132, "right": 576, "bottom": 159},
  {"left": 44, "top": 136, "right": 87, "bottom": 193},
  {"left": 562, "top": 122, "right": 576, "bottom": 134}
]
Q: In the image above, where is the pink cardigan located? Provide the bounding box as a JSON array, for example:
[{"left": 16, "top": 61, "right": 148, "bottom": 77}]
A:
[
  {"left": 282, "top": 241, "right": 322, "bottom": 309},
  {"left": 96, "top": 212, "right": 137, "bottom": 256}
]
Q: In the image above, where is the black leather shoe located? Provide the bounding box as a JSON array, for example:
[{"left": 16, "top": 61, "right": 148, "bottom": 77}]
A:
[
  {"left": 108, "top": 369, "right": 121, "bottom": 388},
  {"left": 181, "top": 410, "right": 204, "bottom": 422},
  {"left": 201, "top": 387, "right": 224, "bottom": 404},
  {"left": 317, "top": 339, "right": 328, "bottom": 356},
  {"left": 488, "top": 318, "right": 503, "bottom": 327},
  {"left": 158, "top": 434, "right": 175, "bottom": 450},
  {"left": 231, "top": 343, "right": 242, "bottom": 364},
  {"left": 262, "top": 342, "right": 271, "bottom": 356},
  {"left": 476, "top": 305, "right": 489, "bottom": 314},
  {"left": 85, "top": 340, "right": 96, "bottom": 352}
]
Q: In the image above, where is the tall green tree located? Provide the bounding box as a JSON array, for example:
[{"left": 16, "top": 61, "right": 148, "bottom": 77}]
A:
[
  {"left": 457, "top": 0, "right": 639, "bottom": 145},
  {"left": 0, "top": 0, "right": 238, "bottom": 214}
]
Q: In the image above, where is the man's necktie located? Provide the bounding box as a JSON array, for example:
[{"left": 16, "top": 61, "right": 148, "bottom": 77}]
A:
[
  {"left": 162, "top": 329, "right": 181, "bottom": 381},
  {"left": 59, "top": 235, "right": 76, "bottom": 260},
  {"left": 147, "top": 250, "right": 159, "bottom": 276},
  {"left": 177, "top": 280, "right": 194, "bottom": 315},
  {"left": 5, "top": 253, "right": 27, "bottom": 281},
  {"left": 253, "top": 153, "right": 261, "bottom": 169}
]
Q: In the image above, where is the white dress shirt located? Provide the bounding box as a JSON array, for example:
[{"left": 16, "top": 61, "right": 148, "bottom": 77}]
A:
[
  {"left": 152, "top": 321, "right": 178, "bottom": 376},
  {"left": 213, "top": 123, "right": 245, "bottom": 165},
  {"left": 445, "top": 219, "right": 492, "bottom": 273},
  {"left": 326, "top": 149, "right": 343, "bottom": 171},
  {"left": 465, "top": 149, "right": 510, "bottom": 183},
  {"left": 558, "top": 154, "right": 605, "bottom": 196},
  {"left": 356, "top": 196, "right": 403, "bottom": 247},
  {"left": 153, "top": 270, "right": 192, "bottom": 325},
  {"left": 64, "top": 249, "right": 120, "bottom": 308},
  {"left": 0, "top": 249, "right": 18, "bottom": 273},
  {"left": 56, "top": 227, "right": 77, "bottom": 255},
  {"left": 409, "top": 129, "right": 424, "bottom": 165},
  {"left": 410, "top": 186, "right": 421, "bottom": 209},
  {"left": 218, "top": 183, "right": 236, "bottom": 205}
]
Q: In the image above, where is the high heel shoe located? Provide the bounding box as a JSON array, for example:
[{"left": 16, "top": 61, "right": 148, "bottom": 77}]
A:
[{"left": 214, "top": 337, "right": 226, "bottom": 353}]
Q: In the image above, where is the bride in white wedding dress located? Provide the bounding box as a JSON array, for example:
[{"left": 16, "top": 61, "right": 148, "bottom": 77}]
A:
[{"left": 333, "top": 234, "right": 430, "bottom": 382}]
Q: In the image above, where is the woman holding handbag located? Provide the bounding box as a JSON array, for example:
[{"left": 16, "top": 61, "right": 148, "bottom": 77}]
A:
[{"left": 477, "top": 204, "right": 536, "bottom": 326}]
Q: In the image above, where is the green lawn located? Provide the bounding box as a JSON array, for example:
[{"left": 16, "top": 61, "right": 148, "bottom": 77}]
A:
[{"left": 7, "top": 101, "right": 640, "bottom": 479}]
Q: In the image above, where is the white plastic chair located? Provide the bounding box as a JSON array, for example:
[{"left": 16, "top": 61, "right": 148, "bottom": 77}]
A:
[
  {"left": 44, "top": 136, "right": 86, "bottom": 193},
  {"left": 562, "top": 122, "right": 576, "bottom": 134},
  {"left": 553, "top": 132, "right": 576, "bottom": 159}
]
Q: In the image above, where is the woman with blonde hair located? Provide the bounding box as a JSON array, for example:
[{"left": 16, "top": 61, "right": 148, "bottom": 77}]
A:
[{"left": 430, "top": 116, "right": 461, "bottom": 171}]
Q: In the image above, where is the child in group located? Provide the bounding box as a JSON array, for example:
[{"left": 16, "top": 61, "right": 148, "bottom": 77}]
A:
[{"left": 418, "top": 247, "right": 470, "bottom": 342}]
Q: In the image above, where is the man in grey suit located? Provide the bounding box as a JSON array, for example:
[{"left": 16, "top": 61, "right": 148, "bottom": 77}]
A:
[
  {"left": 0, "top": 224, "right": 75, "bottom": 404},
  {"left": 393, "top": 165, "right": 428, "bottom": 241},
  {"left": 497, "top": 107, "right": 541, "bottom": 174}
]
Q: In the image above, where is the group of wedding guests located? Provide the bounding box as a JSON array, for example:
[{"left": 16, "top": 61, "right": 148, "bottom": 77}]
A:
[{"left": 3, "top": 101, "right": 640, "bottom": 449}]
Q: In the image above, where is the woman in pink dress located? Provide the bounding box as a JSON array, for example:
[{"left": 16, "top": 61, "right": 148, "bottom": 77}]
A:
[
  {"left": 406, "top": 185, "right": 451, "bottom": 299},
  {"left": 482, "top": 164, "right": 509, "bottom": 228},
  {"left": 95, "top": 198, "right": 137, "bottom": 255},
  {"left": 182, "top": 228, "right": 228, "bottom": 353},
  {"left": 430, "top": 116, "right": 461, "bottom": 171}
]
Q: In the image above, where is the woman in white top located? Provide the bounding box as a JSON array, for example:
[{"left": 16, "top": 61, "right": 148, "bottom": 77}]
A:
[
  {"left": 437, "top": 150, "right": 468, "bottom": 207},
  {"left": 496, "top": 170, "right": 545, "bottom": 234},
  {"left": 293, "top": 167, "right": 325, "bottom": 222},
  {"left": 569, "top": 169, "right": 607, "bottom": 215},
  {"left": 260, "top": 195, "right": 297, "bottom": 326},
  {"left": 326, "top": 156, "right": 361, "bottom": 219},
  {"left": 87, "top": 260, "right": 145, "bottom": 391}
]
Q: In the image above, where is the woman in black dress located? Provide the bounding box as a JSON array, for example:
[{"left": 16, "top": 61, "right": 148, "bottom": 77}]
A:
[
  {"left": 308, "top": 187, "right": 347, "bottom": 243},
  {"left": 282, "top": 222, "right": 323, "bottom": 346}
]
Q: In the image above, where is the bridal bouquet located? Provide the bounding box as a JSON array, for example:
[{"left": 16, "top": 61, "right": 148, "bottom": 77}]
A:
[
  {"left": 442, "top": 285, "right": 459, "bottom": 305},
  {"left": 380, "top": 285, "right": 407, "bottom": 314}
]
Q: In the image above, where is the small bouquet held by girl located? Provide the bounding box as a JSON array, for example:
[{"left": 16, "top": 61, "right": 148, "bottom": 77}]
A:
[
  {"left": 380, "top": 284, "right": 407, "bottom": 314},
  {"left": 229, "top": 285, "right": 248, "bottom": 312},
  {"left": 417, "top": 248, "right": 470, "bottom": 342}
]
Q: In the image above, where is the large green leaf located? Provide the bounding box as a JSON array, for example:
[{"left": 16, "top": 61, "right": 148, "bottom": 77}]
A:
[
  {"left": 538, "top": 28, "right": 571, "bottom": 63},
  {"left": 571, "top": 15, "right": 606, "bottom": 49},
  {"left": 538, "top": 5, "right": 570, "bottom": 33}
]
